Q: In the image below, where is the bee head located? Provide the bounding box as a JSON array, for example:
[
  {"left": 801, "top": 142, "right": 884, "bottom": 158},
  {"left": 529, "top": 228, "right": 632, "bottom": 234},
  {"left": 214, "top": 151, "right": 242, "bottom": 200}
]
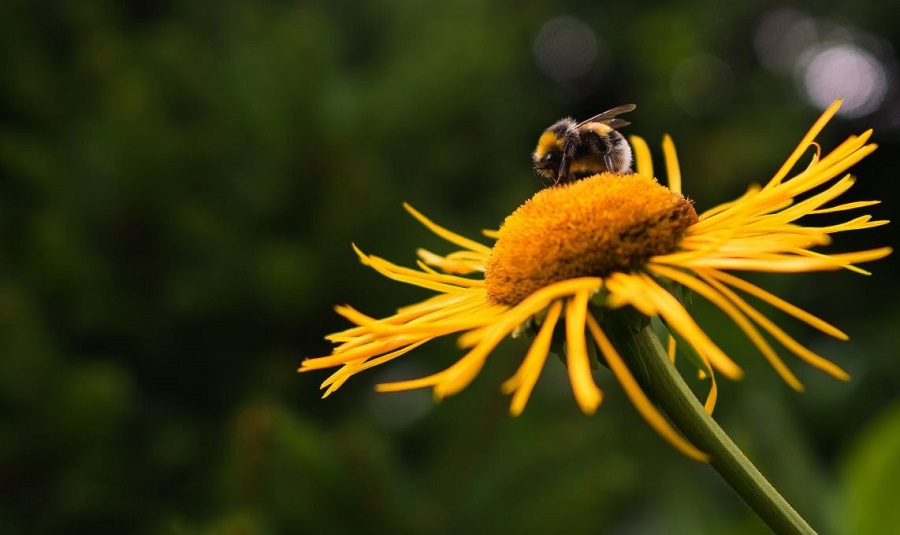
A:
[{"left": 532, "top": 118, "right": 574, "bottom": 181}]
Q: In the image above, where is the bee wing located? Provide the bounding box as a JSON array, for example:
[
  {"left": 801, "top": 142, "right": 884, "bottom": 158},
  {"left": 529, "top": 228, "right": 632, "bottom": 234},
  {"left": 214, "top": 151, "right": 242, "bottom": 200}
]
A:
[
  {"left": 576, "top": 104, "right": 637, "bottom": 127},
  {"left": 603, "top": 118, "right": 631, "bottom": 129}
]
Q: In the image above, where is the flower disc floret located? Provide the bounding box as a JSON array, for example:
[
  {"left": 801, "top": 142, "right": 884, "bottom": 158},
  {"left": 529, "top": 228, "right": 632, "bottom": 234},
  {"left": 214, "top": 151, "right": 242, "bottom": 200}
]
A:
[{"left": 485, "top": 173, "right": 698, "bottom": 306}]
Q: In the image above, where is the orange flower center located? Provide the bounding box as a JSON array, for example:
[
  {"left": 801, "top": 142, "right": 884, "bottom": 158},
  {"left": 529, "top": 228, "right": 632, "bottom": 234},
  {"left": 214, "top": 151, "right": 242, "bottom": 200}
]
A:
[{"left": 485, "top": 173, "right": 698, "bottom": 306}]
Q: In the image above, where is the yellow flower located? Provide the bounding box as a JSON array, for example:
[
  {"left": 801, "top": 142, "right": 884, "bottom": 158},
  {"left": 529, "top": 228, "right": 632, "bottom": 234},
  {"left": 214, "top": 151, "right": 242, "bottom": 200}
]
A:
[{"left": 301, "top": 101, "right": 890, "bottom": 461}]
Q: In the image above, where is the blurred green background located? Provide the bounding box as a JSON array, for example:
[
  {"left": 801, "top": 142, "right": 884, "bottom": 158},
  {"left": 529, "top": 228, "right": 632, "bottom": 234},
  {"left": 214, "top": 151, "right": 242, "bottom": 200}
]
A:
[{"left": 1, "top": 1, "right": 898, "bottom": 534}]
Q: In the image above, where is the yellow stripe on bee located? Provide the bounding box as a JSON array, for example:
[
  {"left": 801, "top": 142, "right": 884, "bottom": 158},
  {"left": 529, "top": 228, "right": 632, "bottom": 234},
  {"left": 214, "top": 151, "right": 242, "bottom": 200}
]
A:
[
  {"left": 536, "top": 132, "right": 561, "bottom": 156},
  {"left": 584, "top": 122, "right": 613, "bottom": 135},
  {"left": 569, "top": 156, "right": 606, "bottom": 174}
]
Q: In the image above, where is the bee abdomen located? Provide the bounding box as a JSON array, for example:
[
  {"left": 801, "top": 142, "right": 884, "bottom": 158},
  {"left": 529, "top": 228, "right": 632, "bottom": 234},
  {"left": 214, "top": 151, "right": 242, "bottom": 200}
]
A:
[{"left": 575, "top": 129, "right": 633, "bottom": 175}]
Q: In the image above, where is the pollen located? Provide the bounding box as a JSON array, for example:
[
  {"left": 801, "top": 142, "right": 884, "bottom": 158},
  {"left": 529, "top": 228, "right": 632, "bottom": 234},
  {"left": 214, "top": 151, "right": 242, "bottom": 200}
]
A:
[{"left": 485, "top": 173, "right": 698, "bottom": 306}]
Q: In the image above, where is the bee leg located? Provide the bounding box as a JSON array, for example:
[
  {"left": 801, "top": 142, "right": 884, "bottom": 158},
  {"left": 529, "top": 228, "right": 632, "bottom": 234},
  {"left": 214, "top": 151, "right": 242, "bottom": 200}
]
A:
[
  {"left": 557, "top": 140, "right": 579, "bottom": 183},
  {"left": 556, "top": 154, "right": 570, "bottom": 184},
  {"left": 580, "top": 130, "right": 613, "bottom": 173},
  {"left": 604, "top": 154, "right": 617, "bottom": 174}
]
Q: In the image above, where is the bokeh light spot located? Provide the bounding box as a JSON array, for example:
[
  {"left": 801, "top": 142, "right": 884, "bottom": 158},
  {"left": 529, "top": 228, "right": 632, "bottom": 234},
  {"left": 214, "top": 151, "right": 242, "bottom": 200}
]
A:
[
  {"left": 533, "top": 16, "right": 600, "bottom": 83},
  {"left": 799, "top": 44, "right": 888, "bottom": 118},
  {"left": 754, "top": 7, "right": 818, "bottom": 73}
]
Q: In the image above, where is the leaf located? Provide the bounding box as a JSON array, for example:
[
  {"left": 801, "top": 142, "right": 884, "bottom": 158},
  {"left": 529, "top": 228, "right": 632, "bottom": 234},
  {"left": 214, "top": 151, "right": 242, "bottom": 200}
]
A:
[{"left": 839, "top": 401, "right": 900, "bottom": 535}]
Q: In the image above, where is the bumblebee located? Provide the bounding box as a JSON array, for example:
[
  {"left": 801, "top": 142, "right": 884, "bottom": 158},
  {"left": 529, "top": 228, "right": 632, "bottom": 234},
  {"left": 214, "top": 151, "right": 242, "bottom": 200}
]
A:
[{"left": 532, "top": 104, "right": 636, "bottom": 185}]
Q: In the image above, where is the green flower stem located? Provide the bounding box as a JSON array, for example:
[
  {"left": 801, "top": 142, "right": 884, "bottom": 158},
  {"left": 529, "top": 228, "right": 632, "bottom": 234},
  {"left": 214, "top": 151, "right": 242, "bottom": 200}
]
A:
[{"left": 628, "top": 325, "right": 816, "bottom": 535}]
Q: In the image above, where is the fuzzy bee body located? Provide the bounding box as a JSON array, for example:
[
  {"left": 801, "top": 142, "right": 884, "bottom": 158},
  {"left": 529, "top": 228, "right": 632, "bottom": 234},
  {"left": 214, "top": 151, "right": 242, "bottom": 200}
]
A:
[{"left": 532, "top": 104, "right": 636, "bottom": 185}]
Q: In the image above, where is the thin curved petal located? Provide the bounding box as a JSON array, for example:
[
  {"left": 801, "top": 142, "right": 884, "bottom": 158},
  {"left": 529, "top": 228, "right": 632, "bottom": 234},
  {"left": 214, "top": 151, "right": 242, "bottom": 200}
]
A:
[
  {"left": 585, "top": 314, "right": 709, "bottom": 461},
  {"left": 502, "top": 300, "right": 563, "bottom": 416},
  {"left": 566, "top": 291, "right": 603, "bottom": 413}
]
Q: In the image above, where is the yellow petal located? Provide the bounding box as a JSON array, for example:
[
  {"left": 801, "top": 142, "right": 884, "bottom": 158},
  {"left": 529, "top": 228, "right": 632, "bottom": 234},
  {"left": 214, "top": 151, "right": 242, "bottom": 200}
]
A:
[
  {"left": 629, "top": 135, "right": 654, "bottom": 178},
  {"left": 403, "top": 202, "right": 493, "bottom": 255},
  {"left": 585, "top": 314, "right": 709, "bottom": 462},
  {"left": 502, "top": 300, "right": 563, "bottom": 416},
  {"left": 662, "top": 135, "right": 682, "bottom": 194},
  {"left": 566, "top": 291, "right": 603, "bottom": 413},
  {"left": 650, "top": 264, "right": 804, "bottom": 391}
]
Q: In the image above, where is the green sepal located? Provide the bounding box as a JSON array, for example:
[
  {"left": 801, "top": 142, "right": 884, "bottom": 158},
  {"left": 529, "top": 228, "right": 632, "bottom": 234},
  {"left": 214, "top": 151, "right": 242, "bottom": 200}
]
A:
[{"left": 589, "top": 285, "right": 610, "bottom": 308}]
